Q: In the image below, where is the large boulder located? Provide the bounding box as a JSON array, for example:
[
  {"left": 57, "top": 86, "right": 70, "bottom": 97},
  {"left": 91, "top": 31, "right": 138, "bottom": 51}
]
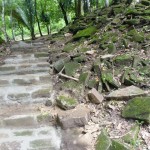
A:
[
  {"left": 73, "top": 26, "right": 97, "bottom": 40},
  {"left": 106, "top": 86, "right": 145, "bottom": 100},
  {"left": 57, "top": 104, "right": 90, "bottom": 129},
  {"left": 122, "top": 97, "right": 150, "bottom": 123}
]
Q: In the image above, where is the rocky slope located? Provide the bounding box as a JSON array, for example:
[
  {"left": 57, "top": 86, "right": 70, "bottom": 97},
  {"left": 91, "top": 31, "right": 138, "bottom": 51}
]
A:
[{"left": 47, "top": 0, "right": 150, "bottom": 149}]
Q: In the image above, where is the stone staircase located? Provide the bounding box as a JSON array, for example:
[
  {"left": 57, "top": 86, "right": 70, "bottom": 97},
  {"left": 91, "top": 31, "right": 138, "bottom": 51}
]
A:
[{"left": 0, "top": 43, "right": 61, "bottom": 150}]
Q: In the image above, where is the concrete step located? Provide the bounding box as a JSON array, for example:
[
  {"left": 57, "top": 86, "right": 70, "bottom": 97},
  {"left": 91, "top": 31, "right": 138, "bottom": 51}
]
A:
[
  {"left": 4, "top": 57, "right": 48, "bottom": 65},
  {"left": 0, "top": 84, "right": 52, "bottom": 104},
  {"left": 0, "top": 126, "right": 61, "bottom": 150},
  {"left": 0, "top": 67, "right": 49, "bottom": 75},
  {"left": 0, "top": 75, "right": 51, "bottom": 87}
]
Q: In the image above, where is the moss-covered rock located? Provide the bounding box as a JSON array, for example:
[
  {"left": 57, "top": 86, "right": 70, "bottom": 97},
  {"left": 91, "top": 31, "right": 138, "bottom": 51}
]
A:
[
  {"left": 114, "top": 54, "right": 133, "bottom": 66},
  {"left": 73, "top": 55, "right": 86, "bottom": 62},
  {"left": 63, "top": 43, "right": 77, "bottom": 53},
  {"left": 122, "top": 97, "right": 150, "bottom": 123},
  {"left": 64, "top": 62, "right": 80, "bottom": 76},
  {"left": 124, "top": 19, "right": 140, "bottom": 25},
  {"left": 108, "top": 42, "right": 117, "bottom": 54},
  {"left": 95, "top": 129, "right": 111, "bottom": 150},
  {"left": 73, "top": 26, "right": 97, "bottom": 40},
  {"left": 127, "top": 29, "right": 144, "bottom": 43},
  {"left": 122, "top": 124, "right": 140, "bottom": 145},
  {"left": 56, "top": 95, "right": 78, "bottom": 110},
  {"left": 109, "top": 140, "right": 131, "bottom": 150},
  {"left": 139, "top": 66, "right": 150, "bottom": 77},
  {"left": 79, "top": 72, "right": 90, "bottom": 84},
  {"left": 141, "top": 0, "right": 150, "bottom": 5},
  {"left": 102, "top": 72, "right": 120, "bottom": 90},
  {"left": 53, "top": 57, "right": 70, "bottom": 72}
]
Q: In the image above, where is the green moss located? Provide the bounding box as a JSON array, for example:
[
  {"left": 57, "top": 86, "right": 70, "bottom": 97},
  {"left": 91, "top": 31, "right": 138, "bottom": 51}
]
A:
[
  {"left": 95, "top": 129, "right": 111, "bottom": 150},
  {"left": 122, "top": 97, "right": 150, "bottom": 123},
  {"left": 57, "top": 95, "right": 78, "bottom": 110},
  {"left": 73, "top": 26, "right": 97, "bottom": 40},
  {"left": 63, "top": 80, "right": 81, "bottom": 90}
]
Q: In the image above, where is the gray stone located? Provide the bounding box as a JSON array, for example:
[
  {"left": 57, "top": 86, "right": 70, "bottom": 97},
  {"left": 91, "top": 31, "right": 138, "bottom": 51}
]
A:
[
  {"left": 3, "top": 115, "right": 37, "bottom": 127},
  {"left": 106, "top": 86, "right": 145, "bottom": 100},
  {"left": 32, "top": 88, "right": 50, "bottom": 99},
  {"left": 57, "top": 105, "right": 90, "bottom": 129},
  {"left": 29, "top": 139, "right": 54, "bottom": 149},
  {"left": 88, "top": 88, "right": 104, "bottom": 104},
  {"left": 45, "top": 100, "right": 52, "bottom": 106},
  {"left": 7, "top": 93, "right": 30, "bottom": 101},
  {"left": 0, "top": 79, "right": 9, "bottom": 85}
]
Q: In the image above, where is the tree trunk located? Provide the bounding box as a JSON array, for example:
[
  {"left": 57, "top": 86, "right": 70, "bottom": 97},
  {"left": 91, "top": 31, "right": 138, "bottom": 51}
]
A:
[
  {"left": 46, "top": 24, "right": 50, "bottom": 35},
  {"left": 77, "top": 0, "right": 81, "bottom": 17},
  {"left": 35, "top": 0, "right": 43, "bottom": 36},
  {"left": 31, "top": 27, "right": 35, "bottom": 40},
  {"left": 2, "top": 0, "right": 9, "bottom": 42},
  {"left": 96, "top": 0, "right": 99, "bottom": 8},
  {"left": 59, "top": 1, "right": 69, "bottom": 25},
  {"left": 21, "top": 27, "right": 24, "bottom": 41},
  {"left": 10, "top": 9, "right": 15, "bottom": 41}
]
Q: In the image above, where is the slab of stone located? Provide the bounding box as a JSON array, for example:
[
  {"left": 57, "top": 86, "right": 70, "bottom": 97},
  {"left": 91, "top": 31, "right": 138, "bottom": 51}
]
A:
[
  {"left": 0, "top": 141, "right": 21, "bottom": 150},
  {"left": 106, "top": 86, "right": 145, "bottom": 100},
  {"left": 12, "top": 79, "right": 36, "bottom": 85},
  {"left": 0, "top": 79, "right": 9, "bottom": 85},
  {"left": 88, "top": 88, "right": 104, "bottom": 104},
  {"left": 56, "top": 95, "right": 78, "bottom": 110},
  {"left": 57, "top": 105, "right": 90, "bottom": 129},
  {"left": 3, "top": 115, "right": 37, "bottom": 127},
  {"left": 29, "top": 139, "right": 54, "bottom": 149},
  {"left": 95, "top": 129, "right": 111, "bottom": 150},
  {"left": 7, "top": 93, "right": 30, "bottom": 101},
  {"left": 32, "top": 88, "right": 50, "bottom": 99},
  {"left": 110, "top": 140, "right": 130, "bottom": 150},
  {"left": 122, "top": 124, "right": 140, "bottom": 145},
  {"left": 122, "top": 97, "right": 150, "bottom": 123}
]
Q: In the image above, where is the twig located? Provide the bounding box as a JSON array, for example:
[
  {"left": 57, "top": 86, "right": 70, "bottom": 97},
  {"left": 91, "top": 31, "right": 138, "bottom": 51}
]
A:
[{"left": 58, "top": 66, "right": 79, "bottom": 81}]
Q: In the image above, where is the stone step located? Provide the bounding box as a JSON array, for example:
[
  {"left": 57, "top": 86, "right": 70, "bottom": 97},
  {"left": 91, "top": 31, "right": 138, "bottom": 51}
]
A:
[
  {"left": 0, "top": 74, "right": 51, "bottom": 87},
  {"left": 0, "top": 62, "right": 50, "bottom": 73},
  {"left": 0, "top": 67, "right": 49, "bottom": 75},
  {"left": 0, "top": 126, "right": 61, "bottom": 150},
  {"left": 4, "top": 57, "right": 48, "bottom": 65},
  {"left": 9, "top": 52, "right": 49, "bottom": 59},
  {"left": 0, "top": 84, "right": 52, "bottom": 104}
]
